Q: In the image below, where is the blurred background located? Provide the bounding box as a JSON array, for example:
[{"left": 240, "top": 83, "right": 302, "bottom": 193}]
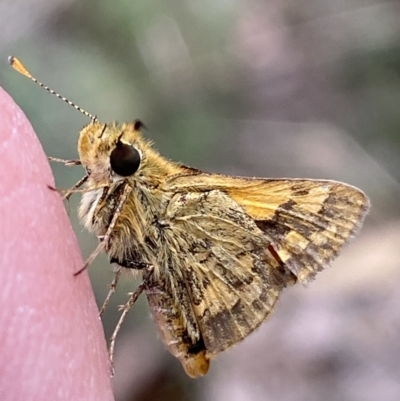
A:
[{"left": 2, "top": 1, "right": 400, "bottom": 400}]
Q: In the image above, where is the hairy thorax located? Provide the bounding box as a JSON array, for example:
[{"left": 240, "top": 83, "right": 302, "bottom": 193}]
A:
[
  {"left": 79, "top": 179, "right": 169, "bottom": 269},
  {"left": 79, "top": 179, "right": 213, "bottom": 377}
]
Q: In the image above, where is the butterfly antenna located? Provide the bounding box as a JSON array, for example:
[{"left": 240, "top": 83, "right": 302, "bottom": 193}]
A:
[{"left": 8, "top": 56, "right": 98, "bottom": 122}]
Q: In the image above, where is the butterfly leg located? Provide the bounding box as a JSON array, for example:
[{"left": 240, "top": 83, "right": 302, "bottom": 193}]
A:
[
  {"left": 48, "top": 156, "right": 82, "bottom": 166},
  {"left": 47, "top": 174, "right": 91, "bottom": 200},
  {"left": 99, "top": 266, "right": 123, "bottom": 317},
  {"left": 47, "top": 158, "right": 92, "bottom": 200},
  {"left": 109, "top": 265, "right": 154, "bottom": 373},
  {"left": 99, "top": 259, "right": 152, "bottom": 316},
  {"left": 74, "top": 184, "right": 132, "bottom": 275},
  {"left": 62, "top": 174, "right": 89, "bottom": 201}
]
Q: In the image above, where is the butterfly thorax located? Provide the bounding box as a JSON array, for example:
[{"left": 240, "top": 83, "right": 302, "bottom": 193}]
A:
[
  {"left": 79, "top": 176, "right": 171, "bottom": 269},
  {"left": 77, "top": 120, "right": 183, "bottom": 269}
]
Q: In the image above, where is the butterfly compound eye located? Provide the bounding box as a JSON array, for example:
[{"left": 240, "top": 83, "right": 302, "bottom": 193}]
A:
[{"left": 110, "top": 143, "right": 141, "bottom": 176}]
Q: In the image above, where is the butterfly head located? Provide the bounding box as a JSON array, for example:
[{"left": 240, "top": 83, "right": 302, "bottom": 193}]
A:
[{"left": 78, "top": 120, "right": 179, "bottom": 186}]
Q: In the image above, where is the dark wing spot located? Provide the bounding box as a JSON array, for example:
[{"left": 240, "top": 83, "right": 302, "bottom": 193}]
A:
[{"left": 188, "top": 337, "right": 206, "bottom": 355}]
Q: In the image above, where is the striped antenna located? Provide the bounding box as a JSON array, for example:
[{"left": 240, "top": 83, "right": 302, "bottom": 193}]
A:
[{"left": 8, "top": 56, "right": 97, "bottom": 122}]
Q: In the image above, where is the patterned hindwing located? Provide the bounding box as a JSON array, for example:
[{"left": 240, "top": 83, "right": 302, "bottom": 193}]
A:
[
  {"left": 144, "top": 267, "right": 211, "bottom": 378},
  {"left": 163, "top": 190, "right": 286, "bottom": 356}
]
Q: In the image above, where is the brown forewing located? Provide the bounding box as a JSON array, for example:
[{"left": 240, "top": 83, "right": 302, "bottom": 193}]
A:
[{"left": 163, "top": 174, "right": 370, "bottom": 284}]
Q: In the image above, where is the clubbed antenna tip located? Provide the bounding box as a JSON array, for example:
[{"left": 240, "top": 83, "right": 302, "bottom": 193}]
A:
[{"left": 8, "top": 56, "right": 98, "bottom": 122}]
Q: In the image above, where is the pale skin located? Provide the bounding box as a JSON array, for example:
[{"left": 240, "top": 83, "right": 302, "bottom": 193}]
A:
[{"left": 0, "top": 88, "right": 114, "bottom": 401}]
